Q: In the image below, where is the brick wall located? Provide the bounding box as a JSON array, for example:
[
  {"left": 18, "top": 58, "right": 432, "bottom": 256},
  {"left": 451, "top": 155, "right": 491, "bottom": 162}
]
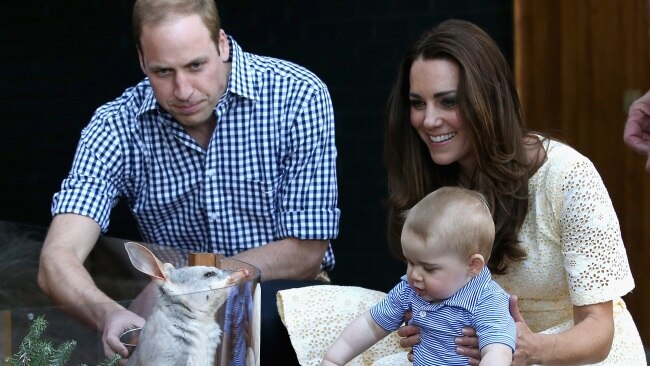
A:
[{"left": 2, "top": 0, "right": 512, "bottom": 292}]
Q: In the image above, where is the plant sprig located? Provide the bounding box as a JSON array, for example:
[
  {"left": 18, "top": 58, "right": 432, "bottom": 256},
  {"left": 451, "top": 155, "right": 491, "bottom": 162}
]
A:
[{"left": 3, "top": 315, "right": 120, "bottom": 366}]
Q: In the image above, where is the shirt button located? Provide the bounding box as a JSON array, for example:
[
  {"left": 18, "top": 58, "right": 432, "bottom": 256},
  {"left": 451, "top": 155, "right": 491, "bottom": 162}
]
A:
[
  {"left": 209, "top": 212, "right": 218, "bottom": 221},
  {"left": 419, "top": 310, "right": 426, "bottom": 318},
  {"left": 206, "top": 168, "right": 216, "bottom": 176}
]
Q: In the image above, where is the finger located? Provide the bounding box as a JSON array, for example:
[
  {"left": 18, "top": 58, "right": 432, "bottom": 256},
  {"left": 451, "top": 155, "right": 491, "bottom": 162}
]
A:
[
  {"left": 457, "top": 346, "right": 482, "bottom": 360},
  {"left": 407, "top": 351, "right": 414, "bottom": 363},
  {"left": 645, "top": 154, "right": 650, "bottom": 173},
  {"left": 404, "top": 309, "right": 413, "bottom": 323},
  {"left": 105, "top": 336, "right": 129, "bottom": 359},
  {"left": 396, "top": 324, "right": 413, "bottom": 338},
  {"left": 461, "top": 326, "right": 477, "bottom": 337},
  {"left": 455, "top": 335, "right": 478, "bottom": 348},
  {"left": 103, "top": 344, "right": 114, "bottom": 360},
  {"left": 624, "top": 134, "right": 650, "bottom": 154},
  {"left": 399, "top": 336, "right": 409, "bottom": 348},
  {"left": 509, "top": 295, "right": 525, "bottom": 323},
  {"left": 399, "top": 334, "right": 421, "bottom": 349}
]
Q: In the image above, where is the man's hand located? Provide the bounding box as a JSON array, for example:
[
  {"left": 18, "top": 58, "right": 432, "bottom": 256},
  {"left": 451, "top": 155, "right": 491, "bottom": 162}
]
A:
[
  {"left": 102, "top": 309, "right": 146, "bottom": 365},
  {"left": 624, "top": 90, "right": 650, "bottom": 172}
]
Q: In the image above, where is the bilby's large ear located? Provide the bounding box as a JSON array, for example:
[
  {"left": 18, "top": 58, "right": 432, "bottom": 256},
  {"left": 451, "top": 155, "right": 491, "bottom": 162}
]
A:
[{"left": 124, "top": 242, "right": 168, "bottom": 281}]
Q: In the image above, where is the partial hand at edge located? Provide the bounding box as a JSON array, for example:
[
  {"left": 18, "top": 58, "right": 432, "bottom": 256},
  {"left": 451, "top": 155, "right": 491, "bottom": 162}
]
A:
[{"left": 624, "top": 90, "right": 650, "bottom": 172}]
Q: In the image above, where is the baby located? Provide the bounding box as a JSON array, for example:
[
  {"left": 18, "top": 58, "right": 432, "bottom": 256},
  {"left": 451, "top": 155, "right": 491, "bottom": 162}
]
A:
[{"left": 321, "top": 187, "right": 515, "bottom": 365}]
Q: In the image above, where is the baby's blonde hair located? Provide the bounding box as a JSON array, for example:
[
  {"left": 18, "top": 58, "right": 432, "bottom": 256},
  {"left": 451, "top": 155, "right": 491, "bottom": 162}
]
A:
[{"left": 402, "top": 187, "right": 495, "bottom": 261}]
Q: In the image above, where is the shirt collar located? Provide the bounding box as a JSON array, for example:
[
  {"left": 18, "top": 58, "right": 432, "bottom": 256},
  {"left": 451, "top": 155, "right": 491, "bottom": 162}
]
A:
[
  {"left": 138, "top": 79, "right": 159, "bottom": 117},
  {"left": 441, "top": 266, "right": 493, "bottom": 312},
  {"left": 226, "top": 36, "right": 257, "bottom": 101},
  {"left": 403, "top": 266, "right": 493, "bottom": 312}
]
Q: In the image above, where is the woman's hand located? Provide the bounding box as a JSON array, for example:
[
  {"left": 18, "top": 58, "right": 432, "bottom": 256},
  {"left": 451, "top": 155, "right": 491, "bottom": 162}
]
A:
[
  {"left": 509, "top": 294, "right": 540, "bottom": 366},
  {"left": 455, "top": 327, "right": 481, "bottom": 365},
  {"left": 397, "top": 310, "right": 420, "bottom": 362},
  {"left": 509, "top": 296, "right": 614, "bottom": 365},
  {"left": 399, "top": 310, "right": 482, "bottom": 364},
  {"left": 455, "top": 295, "right": 527, "bottom": 365}
]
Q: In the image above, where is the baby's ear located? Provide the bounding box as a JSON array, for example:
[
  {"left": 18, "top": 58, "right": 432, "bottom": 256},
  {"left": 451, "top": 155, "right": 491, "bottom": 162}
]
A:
[{"left": 468, "top": 254, "right": 485, "bottom": 276}]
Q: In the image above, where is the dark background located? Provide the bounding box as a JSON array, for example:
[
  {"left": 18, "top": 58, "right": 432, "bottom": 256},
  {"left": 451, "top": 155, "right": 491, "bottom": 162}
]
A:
[{"left": 1, "top": 0, "right": 512, "bottom": 293}]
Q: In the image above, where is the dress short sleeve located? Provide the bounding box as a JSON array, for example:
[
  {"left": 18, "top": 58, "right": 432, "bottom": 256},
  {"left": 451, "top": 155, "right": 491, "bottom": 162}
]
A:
[{"left": 551, "top": 145, "right": 635, "bottom": 305}]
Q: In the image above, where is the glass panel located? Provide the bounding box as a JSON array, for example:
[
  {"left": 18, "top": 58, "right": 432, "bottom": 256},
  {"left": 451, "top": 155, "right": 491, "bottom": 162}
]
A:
[{"left": 0, "top": 221, "right": 261, "bottom": 366}]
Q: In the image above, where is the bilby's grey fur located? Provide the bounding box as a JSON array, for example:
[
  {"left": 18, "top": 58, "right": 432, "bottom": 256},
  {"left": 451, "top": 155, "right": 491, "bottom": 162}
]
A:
[{"left": 124, "top": 242, "right": 247, "bottom": 366}]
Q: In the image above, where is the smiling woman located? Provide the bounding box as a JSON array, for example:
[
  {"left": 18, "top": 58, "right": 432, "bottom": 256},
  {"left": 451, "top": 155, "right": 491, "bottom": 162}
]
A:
[
  {"left": 382, "top": 18, "right": 647, "bottom": 365},
  {"left": 407, "top": 59, "right": 474, "bottom": 172},
  {"left": 276, "top": 17, "right": 649, "bottom": 366}
]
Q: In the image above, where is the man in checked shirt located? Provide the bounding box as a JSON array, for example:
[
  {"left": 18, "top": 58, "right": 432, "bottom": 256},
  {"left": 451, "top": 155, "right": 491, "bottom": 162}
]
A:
[{"left": 37, "top": 0, "right": 339, "bottom": 364}]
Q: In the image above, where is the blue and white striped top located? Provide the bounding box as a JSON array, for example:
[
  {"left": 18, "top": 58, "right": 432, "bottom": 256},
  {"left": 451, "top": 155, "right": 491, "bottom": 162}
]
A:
[
  {"left": 370, "top": 267, "right": 516, "bottom": 365},
  {"left": 51, "top": 36, "right": 340, "bottom": 269}
]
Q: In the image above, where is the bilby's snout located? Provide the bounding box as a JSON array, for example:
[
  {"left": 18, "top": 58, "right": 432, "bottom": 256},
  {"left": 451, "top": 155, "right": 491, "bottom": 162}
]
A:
[{"left": 226, "top": 269, "right": 250, "bottom": 285}]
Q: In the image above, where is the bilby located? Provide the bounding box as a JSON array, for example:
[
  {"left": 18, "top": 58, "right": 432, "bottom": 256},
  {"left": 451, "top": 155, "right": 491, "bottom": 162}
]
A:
[{"left": 123, "top": 242, "right": 250, "bottom": 366}]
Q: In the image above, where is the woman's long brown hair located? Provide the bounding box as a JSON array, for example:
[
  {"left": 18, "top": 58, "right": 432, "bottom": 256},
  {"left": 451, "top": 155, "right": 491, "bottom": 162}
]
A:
[{"left": 384, "top": 19, "right": 535, "bottom": 274}]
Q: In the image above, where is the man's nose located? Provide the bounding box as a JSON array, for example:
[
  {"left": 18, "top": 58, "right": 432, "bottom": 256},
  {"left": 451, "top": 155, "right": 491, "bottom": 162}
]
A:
[{"left": 174, "top": 73, "right": 194, "bottom": 101}]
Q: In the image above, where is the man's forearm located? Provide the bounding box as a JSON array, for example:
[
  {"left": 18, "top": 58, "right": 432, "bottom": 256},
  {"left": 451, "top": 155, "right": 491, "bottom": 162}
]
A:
[
  {"left": 38, "top": 214, "right": 123, "bottom": 331},
  {"left": 231, "top": 237, "right": 328, "bottom": 281},
  {"left": 40, "top": 253, "right": 125, "bottom": 330}
]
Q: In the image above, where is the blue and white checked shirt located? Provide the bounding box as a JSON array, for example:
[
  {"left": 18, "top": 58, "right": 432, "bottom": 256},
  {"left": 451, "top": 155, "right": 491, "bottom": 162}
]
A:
[
  {"left": 370, "top": 267, "right": 516, "bottom": 366},
  {"left": 52, "top": 36, "right": 340, "bottom": 270}
]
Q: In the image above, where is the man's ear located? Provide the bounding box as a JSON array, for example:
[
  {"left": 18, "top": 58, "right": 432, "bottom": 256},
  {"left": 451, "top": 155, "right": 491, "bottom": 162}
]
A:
[
  {"left": 217, "top": 29, "right": 229, "bottom": 62},
  {"left": 137, "top": 48, "right": 147, "bottom": 74},
  {"left": 468, "top": 254, "right": 485, "bottom": 276}
]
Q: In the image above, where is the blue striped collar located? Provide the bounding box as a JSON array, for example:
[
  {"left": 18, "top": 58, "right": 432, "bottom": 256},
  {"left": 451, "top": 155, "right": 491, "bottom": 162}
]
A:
[{"left": 403, "top": 266, "right": 493, "bottom": 312}]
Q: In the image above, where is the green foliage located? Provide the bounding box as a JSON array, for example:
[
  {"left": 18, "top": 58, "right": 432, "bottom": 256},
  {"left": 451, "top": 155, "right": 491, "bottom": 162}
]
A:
[
  {"left": 3, "top": 316, "right": 121, "bottom": 366},
  {"left": 94, "top": 355, "right": 121, "bottom": 366}
]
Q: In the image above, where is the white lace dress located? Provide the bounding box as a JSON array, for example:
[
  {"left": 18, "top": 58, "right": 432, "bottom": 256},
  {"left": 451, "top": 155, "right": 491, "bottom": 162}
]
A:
[
  {"left": 491, "top": 139, "right": 646, "bottom": 365},
  {"left": 277, "top": 139, "right": 646, "bottom": 366}
]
